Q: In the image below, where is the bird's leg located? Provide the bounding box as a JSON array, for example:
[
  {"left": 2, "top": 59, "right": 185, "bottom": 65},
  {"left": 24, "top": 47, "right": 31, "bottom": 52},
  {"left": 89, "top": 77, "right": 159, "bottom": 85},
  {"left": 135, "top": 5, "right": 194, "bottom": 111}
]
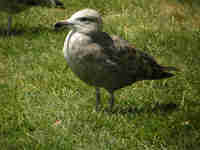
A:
[
  {"left": 95, "top": 87, "right": 101, "bottom": 111},
  {"left": 109, "top": 91, "right": 115, "bottom": 112},
  {"left": 8, "top": 16, "right": 12, "bottom": 35}
]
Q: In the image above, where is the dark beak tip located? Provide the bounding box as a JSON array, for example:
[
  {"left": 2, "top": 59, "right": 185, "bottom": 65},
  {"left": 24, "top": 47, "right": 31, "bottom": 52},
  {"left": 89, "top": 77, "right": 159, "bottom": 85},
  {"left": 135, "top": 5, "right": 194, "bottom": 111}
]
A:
[
  {"left": 54, "top": 21, "right": 72, "bottom": 30},
  {"left": 54, "top": 22, "right": 62, "bottom": 29}
]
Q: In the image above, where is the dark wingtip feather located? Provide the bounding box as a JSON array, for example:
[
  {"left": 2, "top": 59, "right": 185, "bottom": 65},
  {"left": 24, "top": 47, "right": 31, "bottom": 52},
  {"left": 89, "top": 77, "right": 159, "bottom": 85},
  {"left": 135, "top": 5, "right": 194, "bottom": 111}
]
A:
[
  {"left": 161, "top": 66, "right": 180, "bottom": 72},
  {"left": 148, "top": 71, "right": 175, "bottom": 80},
  {"left": 159, "top": 72, "right": 175, "bottom": 79}
]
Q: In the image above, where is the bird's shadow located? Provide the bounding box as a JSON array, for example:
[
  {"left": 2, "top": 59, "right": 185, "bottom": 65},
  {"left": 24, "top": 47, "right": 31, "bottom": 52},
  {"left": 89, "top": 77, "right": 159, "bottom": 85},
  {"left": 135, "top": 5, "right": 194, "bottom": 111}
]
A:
[{"left": 109, "top": 102, "right": 178, "bottom": 115}]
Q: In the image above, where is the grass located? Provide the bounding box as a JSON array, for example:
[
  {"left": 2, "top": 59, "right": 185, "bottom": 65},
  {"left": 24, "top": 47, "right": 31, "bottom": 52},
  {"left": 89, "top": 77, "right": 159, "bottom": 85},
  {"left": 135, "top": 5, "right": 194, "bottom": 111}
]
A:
[{"left": 0, "top": 0, "right": 200, "bottom": 149}]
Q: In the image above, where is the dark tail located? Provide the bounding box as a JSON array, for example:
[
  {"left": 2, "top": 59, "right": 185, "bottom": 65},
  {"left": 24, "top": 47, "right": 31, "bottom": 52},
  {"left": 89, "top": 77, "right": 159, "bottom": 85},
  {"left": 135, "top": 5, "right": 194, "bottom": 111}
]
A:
[
  {"left": 158, "top": 71, "right": 175, "bottom": 79},
  {"left": 148, "top": 66, "right": 178, "bottom": 80},
  {"left": 153, "top": 65, "right": 180, "bottom": 80},
  {"left": 161, "top": 66, "right": 180, "bottom": 72}
]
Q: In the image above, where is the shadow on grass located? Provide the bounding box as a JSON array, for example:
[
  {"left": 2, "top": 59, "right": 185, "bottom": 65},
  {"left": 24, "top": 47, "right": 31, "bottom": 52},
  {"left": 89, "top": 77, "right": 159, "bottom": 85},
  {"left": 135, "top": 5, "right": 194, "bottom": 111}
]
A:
[
  {"left": 112, "top": 102, "right": 178, "bottom": 115},
  {"left": 111, "top": 103, "right": 200, "bottom": 148}
]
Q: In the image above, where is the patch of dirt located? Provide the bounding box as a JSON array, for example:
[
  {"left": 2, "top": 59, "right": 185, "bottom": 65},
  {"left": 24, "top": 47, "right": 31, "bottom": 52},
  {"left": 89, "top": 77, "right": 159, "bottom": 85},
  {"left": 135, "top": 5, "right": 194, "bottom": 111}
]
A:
[
  {"left": 160, "top": 1, "right": 200, "bottom": 28},
  {"left": 160, "top": 1, "right": 185, "bottom": 21}
]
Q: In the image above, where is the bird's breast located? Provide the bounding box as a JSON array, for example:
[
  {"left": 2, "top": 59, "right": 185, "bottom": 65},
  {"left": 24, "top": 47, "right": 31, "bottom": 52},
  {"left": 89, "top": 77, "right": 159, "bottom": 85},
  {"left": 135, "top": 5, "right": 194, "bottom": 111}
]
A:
[
  {"left": 63, "top": 31, "right": 111, "bottom": 87},
  {"left": 63, "top": 31, "right": 95, "bottom": 74}
]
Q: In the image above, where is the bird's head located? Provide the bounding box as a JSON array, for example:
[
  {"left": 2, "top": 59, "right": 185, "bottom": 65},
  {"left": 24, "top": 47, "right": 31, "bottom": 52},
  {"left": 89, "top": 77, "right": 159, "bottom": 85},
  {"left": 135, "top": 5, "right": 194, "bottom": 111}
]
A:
[{"left": 55, "top": 9, "right": 102, "bottom": 34}]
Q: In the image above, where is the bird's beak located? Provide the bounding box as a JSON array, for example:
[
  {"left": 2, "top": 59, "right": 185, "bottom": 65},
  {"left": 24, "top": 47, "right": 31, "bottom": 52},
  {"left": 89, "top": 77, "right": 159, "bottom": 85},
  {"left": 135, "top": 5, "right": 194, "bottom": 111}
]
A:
[{"left": 54, "top": 19, "right": 73, "bottom": 29}]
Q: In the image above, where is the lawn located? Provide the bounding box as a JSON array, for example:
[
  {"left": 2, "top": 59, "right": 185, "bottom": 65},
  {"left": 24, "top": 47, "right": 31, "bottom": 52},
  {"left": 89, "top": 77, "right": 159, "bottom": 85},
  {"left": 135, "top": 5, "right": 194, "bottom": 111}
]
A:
[{"left": 0, "top": 0, "right": 200, "bottom": 149}]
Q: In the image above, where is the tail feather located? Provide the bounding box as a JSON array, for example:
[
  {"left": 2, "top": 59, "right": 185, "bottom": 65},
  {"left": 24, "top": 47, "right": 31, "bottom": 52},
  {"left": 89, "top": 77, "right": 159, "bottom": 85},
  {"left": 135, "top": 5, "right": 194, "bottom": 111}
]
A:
[
  {"left": 161, "top": 66, "right": 180, "bottom": 72},
  {"left": 148, "top": 65, "right": 178, "bottom": 80},
  {"left": 159, "top": 72, "right": 175, "bottom": 79},
  {"left": 149, "top": 71, "right": 175, "bottom": 80},
  {"left": 154, "top": 65, "right": 178, "bottom": 79}
]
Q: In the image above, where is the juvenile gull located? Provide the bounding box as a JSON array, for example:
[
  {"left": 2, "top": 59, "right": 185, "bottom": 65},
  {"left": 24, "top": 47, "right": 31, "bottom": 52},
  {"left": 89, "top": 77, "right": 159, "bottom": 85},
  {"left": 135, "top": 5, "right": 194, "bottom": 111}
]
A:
[
  {"left": 0, "top": 0, "right": 64, "bottom": 34},
  {"left": 55, "top": 9, "right": 178, "bottom": 111}
]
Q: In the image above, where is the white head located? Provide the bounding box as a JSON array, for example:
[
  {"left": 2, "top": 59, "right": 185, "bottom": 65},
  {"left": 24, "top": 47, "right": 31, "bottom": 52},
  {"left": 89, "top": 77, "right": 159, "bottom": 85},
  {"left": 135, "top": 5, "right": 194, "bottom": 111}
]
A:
[{"left": 55, "top": 9, "right": 103, "bottom": 34}]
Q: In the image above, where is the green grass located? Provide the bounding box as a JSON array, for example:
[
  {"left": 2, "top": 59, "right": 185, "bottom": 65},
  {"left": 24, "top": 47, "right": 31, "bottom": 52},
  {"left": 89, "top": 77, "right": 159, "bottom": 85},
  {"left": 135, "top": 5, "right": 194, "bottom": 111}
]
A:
[{"left": 0, "top": 0, "right": 200, "bottom": 149}]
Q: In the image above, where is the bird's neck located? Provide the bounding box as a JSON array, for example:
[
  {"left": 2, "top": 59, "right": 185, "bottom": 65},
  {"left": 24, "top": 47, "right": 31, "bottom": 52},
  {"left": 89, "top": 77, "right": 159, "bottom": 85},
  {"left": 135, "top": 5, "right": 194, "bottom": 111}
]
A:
[
  {"left": 66, "top": 30, "right": 99, "bottom": 43},
  {"left": 63, "top": 30, "right": 75, "bottom": 58},
  {"left": 64, "top": 30, "right": 92, "bottom": 55}
]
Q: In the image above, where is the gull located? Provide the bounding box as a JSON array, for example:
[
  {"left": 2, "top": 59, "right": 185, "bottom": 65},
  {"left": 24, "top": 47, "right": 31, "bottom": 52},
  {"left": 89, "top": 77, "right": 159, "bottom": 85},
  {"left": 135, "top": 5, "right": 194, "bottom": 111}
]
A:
[
  {"left": 55, "top": 9, "right": 178, "bottom": 111},
  {"left": 0, "top": 0, "right": 64, "bottom": 34}
]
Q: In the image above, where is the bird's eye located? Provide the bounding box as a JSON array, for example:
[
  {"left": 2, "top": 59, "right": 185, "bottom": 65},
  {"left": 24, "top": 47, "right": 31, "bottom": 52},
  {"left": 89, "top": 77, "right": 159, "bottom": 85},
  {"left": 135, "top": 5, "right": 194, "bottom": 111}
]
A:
[
  {"left": 79, "top": 17, "right": 96, "bottom": 22},
  {"left": 79, "top": 17, "right": 89, "bottom": 22}
]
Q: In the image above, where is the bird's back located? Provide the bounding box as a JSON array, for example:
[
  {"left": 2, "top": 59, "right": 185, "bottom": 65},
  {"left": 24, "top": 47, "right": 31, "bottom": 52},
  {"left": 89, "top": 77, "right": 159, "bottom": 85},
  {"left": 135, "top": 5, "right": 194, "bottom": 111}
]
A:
[{"left": 111, "top": 36, "right": 174, "bottom": 80}]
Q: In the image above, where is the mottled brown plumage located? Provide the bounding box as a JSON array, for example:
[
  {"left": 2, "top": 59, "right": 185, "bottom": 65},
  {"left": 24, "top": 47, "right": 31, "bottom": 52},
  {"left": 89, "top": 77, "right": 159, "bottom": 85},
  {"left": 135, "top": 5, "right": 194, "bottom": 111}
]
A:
[{"left": 55, "top": 9, "right": 177, "bottom": 111}]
